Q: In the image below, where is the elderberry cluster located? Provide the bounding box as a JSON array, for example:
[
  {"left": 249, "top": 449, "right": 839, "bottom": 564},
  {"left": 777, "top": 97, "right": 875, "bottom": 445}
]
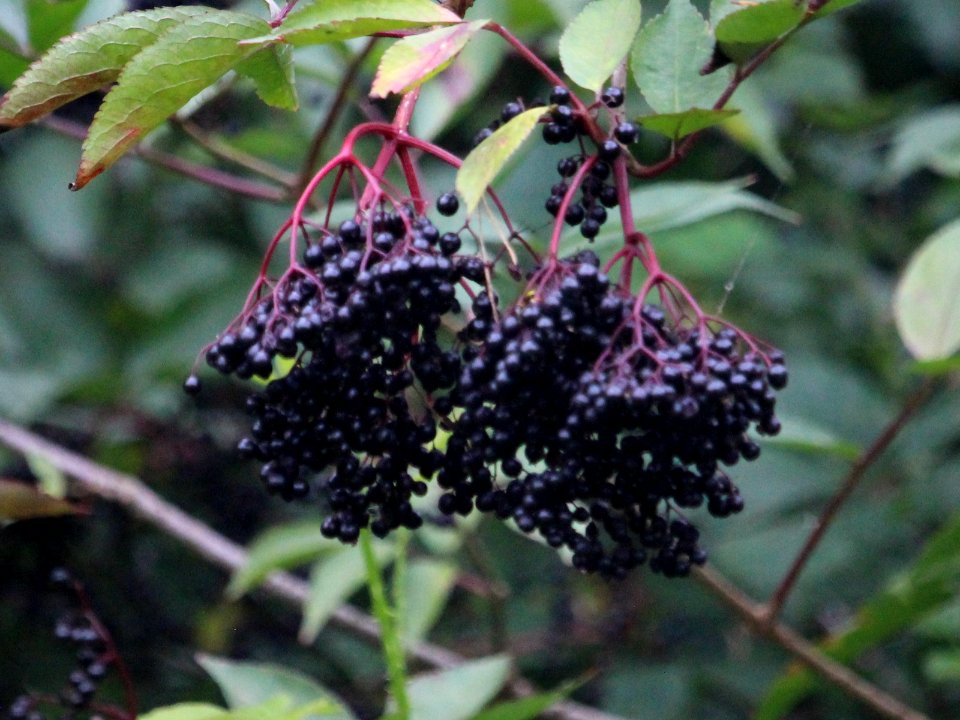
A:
[
  {"left": 5, "top": 569, "right": 114, "bottom": 720},
  {"left": 434, "top": 254, "right": 786, "bottom": 579},
  {"left": 203, "top": 203, "right": 477, "bottom": 541}
]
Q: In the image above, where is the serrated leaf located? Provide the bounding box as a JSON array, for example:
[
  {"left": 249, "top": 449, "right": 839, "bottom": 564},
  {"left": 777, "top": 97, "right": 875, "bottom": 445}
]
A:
[
  {"left": 714, "top": 0, "right": 804, "bottom": 62},
  {"left": 138, "top": 704, "right": 229, "bottom": 720},
  {"left": 235, "top": 42, "right": 298, "bottom": 110},
  {"left": 298, "top": 542, "right": 394, "bottom": 643},
  {"left": 74, "top": 10, "right": 273, "bottom": 189},
  {"left": 226, "top": 521, "right": 339, "bottom": 599},
  {"left": 630, "top": 0, "right": 731, "bottom": 114},
  {"left": 400, "top": 559, "right": 458, "bottom": 644},
  {"left": 756, "top": 511, "right": 960, "bottom": 719},
  {"left": 472, "top": 680, "right": 580, "bottom": 720},
  {"left": 27, "top": 0, "right": 89, "bottom": 53},
  {"left": 0, "top": 7, "right": 211, "bottom": 128},
  {"left": 894, "top": 217, "right": 960, "bottom": 361},
  {"left": 196, "top": 654, "right": 356, "bottom": 720},
  {"left": 558, "top": 0, "right": 641, "bottom": 92},
  {"left": 637, "top": 108, "right": 738, "bottom": 139},
  {"left": 456, "top": 106, "right": 543, "bottom": 214},
  {"left": 371, "top": 20, "right": 486, "bottom": 98},
  {"left": 402, "top": 655, "right": 512, "bottom": 720},
  {"left": 0, "top": 478, "right": 80, "bottom": 521},
  {"left": 254, "top": 0, "right": 461, "bottom": 48}
]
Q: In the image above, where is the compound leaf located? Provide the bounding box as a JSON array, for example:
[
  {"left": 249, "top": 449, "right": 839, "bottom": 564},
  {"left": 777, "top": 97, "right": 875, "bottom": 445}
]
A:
[
  {"left": 631, "top": 0, "right": 730, "bottom": 114},
  {"left": 371, "top": 20, "right": 486, "bottom": 98},
  {"left": 254, "top": 0, "right": 461, "bottom": 48},
  {"left": 457, "top": 106, "right": 543, "bottom": 214},
  {"left": 559, "top": 0, "right": 641, "bottom": 92},
  {"left": 0, "top": 7, "right": 211, "bottom": 128},
  {"left": 637, "top": 108, "right": 738, "bottom": 139},
  {"left": 894, "top": 217, "right": 960, "bottom": 361},
  {"left": 74, "top": 10, "right": 273, "bottom": 189}
]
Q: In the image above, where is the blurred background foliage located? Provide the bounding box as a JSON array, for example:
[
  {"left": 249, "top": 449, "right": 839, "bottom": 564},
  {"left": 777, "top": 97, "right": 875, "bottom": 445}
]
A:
[{"left": 1, "top": 0, "right": 959, "bottom": 718}]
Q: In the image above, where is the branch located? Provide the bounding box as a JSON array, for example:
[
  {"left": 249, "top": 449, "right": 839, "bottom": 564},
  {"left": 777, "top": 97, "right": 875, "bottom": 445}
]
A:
[
  {"left": 0, "top": 419, "right": 625, "bottom": 720},
  {"left": 765, "top": 377, "right": 939, "bottom": 621},
  {"left": 694, "top": 566, "right": 930, "bottom": 720},
  {"left": 175, "top": 119, "right": 299, "bottom": 187}
]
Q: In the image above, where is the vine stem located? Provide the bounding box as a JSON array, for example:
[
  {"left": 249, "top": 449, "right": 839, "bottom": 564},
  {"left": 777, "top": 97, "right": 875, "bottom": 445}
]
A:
[
  {"left": 360, "top": 530, "right": 410, "bottom": 720},
  {"left": 764, "top": 377, "right": 940, "bottom": 621}
]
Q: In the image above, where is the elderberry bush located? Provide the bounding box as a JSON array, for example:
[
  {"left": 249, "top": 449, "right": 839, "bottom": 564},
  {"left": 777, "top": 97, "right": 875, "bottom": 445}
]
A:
[{"left": 437, "top": 255, "right": 786, "bottom": 579}]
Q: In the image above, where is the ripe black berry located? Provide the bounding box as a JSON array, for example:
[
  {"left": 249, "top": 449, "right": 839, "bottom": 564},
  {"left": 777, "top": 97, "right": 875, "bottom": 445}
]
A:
[
  {"left": 440, "top": 232, "right": 461, "bottom": 256},
  {"left": 614, "top": 122, "right": 640, "bottom": 144},
  {"left": 550, "top": 85, "right": 571, "bottom": 106},
  {"left": 501, "top": 101, "right": 523, "bottom": 122},
  {"left": 601, "top": 86, "right": 625, "bottom": 108},
  {"left": 436, "top": 192, "right": 459, "bottom": 216},
  {"left": 580, "top": 218, "right": 601, "bottom": 239},
  {"left": 183, "top": 374, "right": 201, "bottom": 396},
  {"left": 599, "top": 140, "right": 621, "bottom": 161}
]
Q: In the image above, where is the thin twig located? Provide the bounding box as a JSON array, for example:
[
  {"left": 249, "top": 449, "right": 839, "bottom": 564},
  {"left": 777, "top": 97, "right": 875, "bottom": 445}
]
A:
[
  {"left": 176, "top": 119, "right": 299, "bottom": 187},
  {"left": 694, "top": 565, "right": 930, "bottom": 720},
  {"left": 39, "top": 116, "right": 288, "bottom": 202},
  {"left": 0, "top": 419, "right": 625, "bottom": 720},
  {"left": 764, "top": 377, "right": 939, "bottom": 621}
]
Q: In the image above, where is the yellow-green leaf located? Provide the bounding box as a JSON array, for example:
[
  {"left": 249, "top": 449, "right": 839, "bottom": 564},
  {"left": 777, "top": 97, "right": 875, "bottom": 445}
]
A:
[
  {"left": 558, "top": 0, "right": 641, "bottom": 92},
  {"left": 0, "top": 7, "right": 211, "bottom": 128},
  {"left": 636, "top": 108, "right": 738, "bottom": 139},
  {"left": 0, "top": 478, "right": 79, "bottom": 521},
  {"left": 371, "top": 20, "right": 486, "bottom": 99},
  {"left": 456, "top": 106, "right": 544, "bottom": 214}
]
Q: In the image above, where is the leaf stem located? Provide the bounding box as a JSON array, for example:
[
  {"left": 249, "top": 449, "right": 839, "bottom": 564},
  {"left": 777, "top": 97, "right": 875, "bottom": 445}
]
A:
[
  {"left": 764, "top": 377, "right": 939, "bottom": 622},
  {"left": 360, "top": 530, "right": 411, "bottom": 720}
]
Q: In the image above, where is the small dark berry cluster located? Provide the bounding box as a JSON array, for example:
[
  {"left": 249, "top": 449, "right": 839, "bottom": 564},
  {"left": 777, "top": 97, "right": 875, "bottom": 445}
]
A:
[
  {"left": 434, "top": 254, "right": 786, "bottom": 578},
  {"left": 546, "top": 155, "right": 619, "bottom": 241},
  {"left": 6, "top": 569, "right": 115, "bottom": 720},
  {"left": 472, "top": 98, "right": 542, "bottom": 147},
  {"left": 203, "top": 201, "right": 476, "bottom": 541}
]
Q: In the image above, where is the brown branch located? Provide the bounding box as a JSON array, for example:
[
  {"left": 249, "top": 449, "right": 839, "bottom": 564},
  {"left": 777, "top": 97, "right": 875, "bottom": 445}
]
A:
[
  {"left": 0, "top": 419, "right": 625, "bottom": 720},
  {"left": 176, "top": 119, "right": 299, "bottom": 187},
  {"left": 765, "top": 377, "right": 939, "bottom": 621},
  {"left": 694, "top": 566, "right": 930, "bottom": 720},
  {"left": 40, "top": 116, "right": 288, "bottom": 203}
]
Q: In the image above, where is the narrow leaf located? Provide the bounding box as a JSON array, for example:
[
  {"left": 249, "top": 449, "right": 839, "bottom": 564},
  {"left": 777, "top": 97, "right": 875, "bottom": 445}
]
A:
[
  {"left": 630, "top": 0, "right": 730, "bottom": 114},
  {"left": 0, "top": 478, "right": 79, "bottom": 521},
  {"left": 254, "top": 0, "right": 461, "bottom": 48},
  {"left": 371, "top": 20, "right": 486, "bottom": 99},
  {"left": 226, "top": 521, "right": 339, "bottom": 599},
  {"left": 137, "top": 704, "right": 229, "bottom": 720},
  {"left": 471, "top": 680, "right": 580, "bottom": 720},
  {"left": 74, "top": 10, "right": 272, "bottom": 189},
  {"left": 400, "top": 559, "right": 458, "bottom": 644},
  {"left": 894, "top": 217, "right": 960, "bottom": 360},
  {"left": 196, "top": 654, "right": 356, "bottom": 720},
  {"left": 0, "top": 7, "right": 211, "bottom": 128},
  {"left": 714, "top": 0, "right": 804, "bottom": 62},
  {"left": 403, "top": 655, "right": 512, "bottom": 720},
  {"left": 720, "top": 82, "right": 795, "bottom": 182},
  {"left": 456, "top": 106, "right": 544, "bottom": 214},
  {"left": 235, "top": 42, "right": 298, "bottom": 110},
  {"left": 558, "top": 0, "right": 641, "bottom": 92},
  {"left": 756, "top": 511, "right": 960, "bottom": 719},
  {"left": 637, "top": 108, "right": 738, "bottom": 139},
  {"left": 298, "top": 542, "right": 394, "bottom": 643},
  {"left": 762, "top": 415, "right": 860, "bottom": 461}
]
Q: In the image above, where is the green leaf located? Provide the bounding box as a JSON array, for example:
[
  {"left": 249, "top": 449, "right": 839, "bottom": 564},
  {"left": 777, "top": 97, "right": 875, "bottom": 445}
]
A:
[
  {"left": 226, "top": 521, "right": 339, "bottom": 599},
  {"left": 0, "top": 7, "right": 211, "bottom": 128},
  {"left": 558, "top": 0, "right": 641, "bottom": 92},
  {"left": 0, "top": 45, "right": 29, "bottom": 88},
  {"left": 756, "top": 511, "right": 960, "bottom": 719},
  {"left": 720, "top": 82, "right": 795, "bottom": 182},
  {"left": 910, "top": 356, "right": 960, "bottom": 377},
  {"left": 371, "top": 20, "right": 486, "bottom": 98},
  {"left": 471, "top": 680, "right": 580, "bottom": 720},
  {"left": 257, "top": 0, "right": 461, "bottom": 48},
  {"left": 630, "top": 0, "right": 731, "bottom": 114},
  {"left": 812, "top": 0, "right": 865, "bottom": 17},
  {"left": 400, "top": 559, "right": 458, "bottom": 645},
  {"left": 924, "top": 649, "right": 960, "bottom": 683},
  {"left": 0, "top": 478, "right": 79, "bottom": 522},
  {"left": 298, "top": 542, "right": 394, "bottom": 644},
  {"left": 714, "top": 0, "right": 805, "bottom": 62},
  {"left": 456, "top": 106, "right": 543, "bottom": 214},
  {"left": 882, "top": 105, "right": 960, "bottom": 186},
  {"left": 403, "top": 655, "right": 512, "bottom": 720},
  {"left": 636, "top": 108, "right": 738, "bottom": 139},
  {"left": 196, "top": 654, "right": 356, "bottom": 720},
  {"left": 138, "top": 704, "right": 229, "bottom": 720},
  {"left": 893, "top": 217, "right": 960, "bottom": 361},
  {"left": 235, "top": 42, "right": 298, "bottom": 110},
  {"left": 762, "top": 415, "right": 861, "bottom": 461},
  {"left": 26, "top": 452, "right": 68, "bottom": 498},
  {"left": 26, "top": 0, "right": 89, "bottom": 53},
  {"left": 74, "top": 10, "right": 272, "bottom": 189}
]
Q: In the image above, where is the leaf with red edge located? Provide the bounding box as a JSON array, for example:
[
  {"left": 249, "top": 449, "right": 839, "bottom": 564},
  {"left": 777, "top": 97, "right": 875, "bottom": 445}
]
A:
[{"left": 371, "top": 20, "right": 487, "bottom": 99}]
